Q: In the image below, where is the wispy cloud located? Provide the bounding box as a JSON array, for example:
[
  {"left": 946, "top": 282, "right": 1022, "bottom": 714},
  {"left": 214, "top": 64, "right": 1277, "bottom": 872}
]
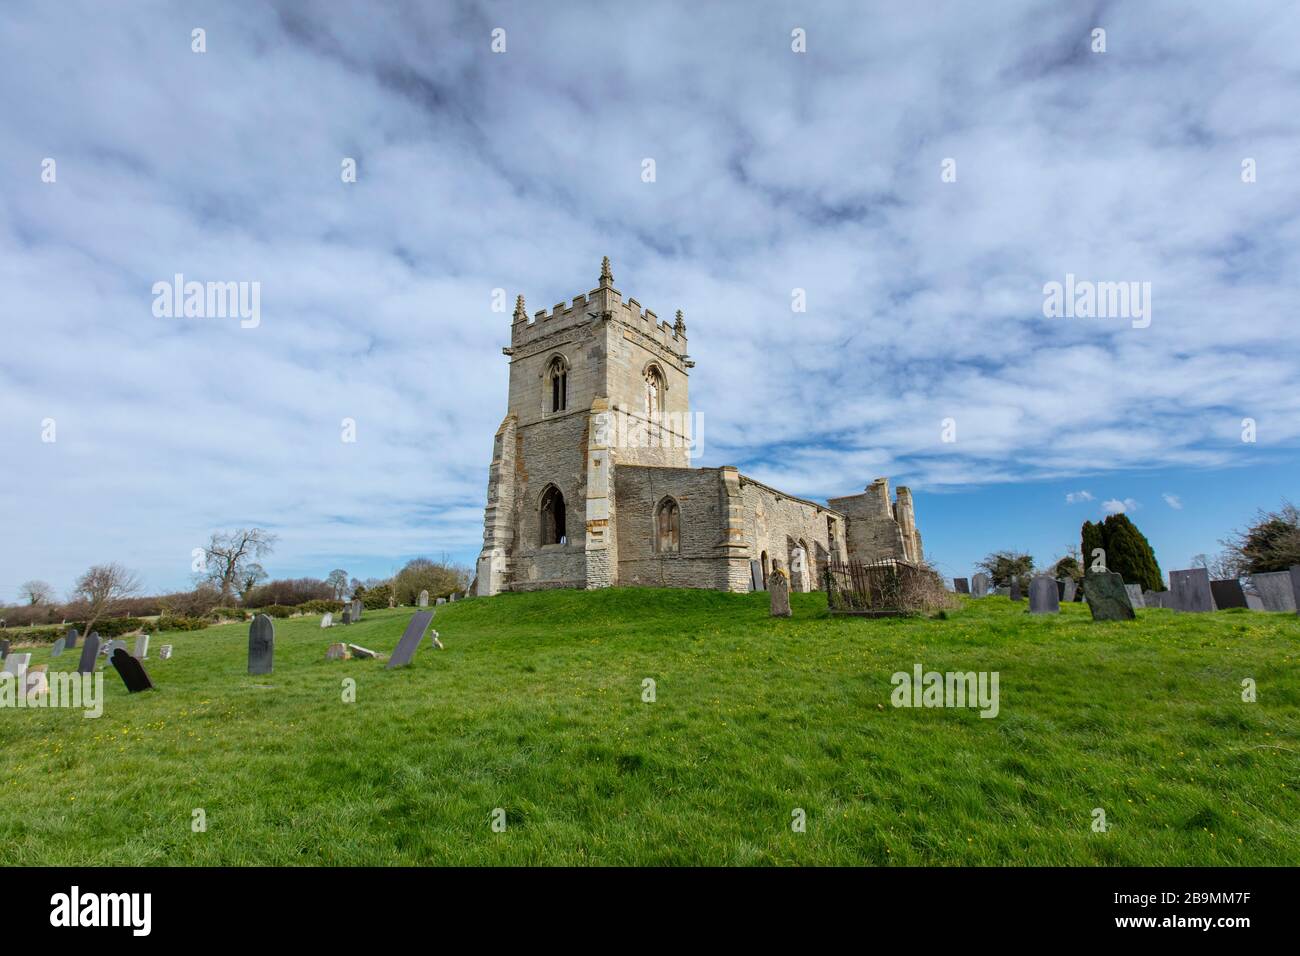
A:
[
  {"left": 1066, "top": 490, "right": 1095, "bottom": 504},
  {"left": 1103, "top": 498, "right": 1140, "bottom": 515},
  {"left": 1162, "top": 493, "right": 1184, "bottom": 510}
]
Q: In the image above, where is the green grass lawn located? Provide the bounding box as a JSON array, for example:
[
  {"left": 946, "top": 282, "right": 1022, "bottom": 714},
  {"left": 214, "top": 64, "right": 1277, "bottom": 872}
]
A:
[{"left": 2, "top": 589, "right": 1297, "bottom": 865}]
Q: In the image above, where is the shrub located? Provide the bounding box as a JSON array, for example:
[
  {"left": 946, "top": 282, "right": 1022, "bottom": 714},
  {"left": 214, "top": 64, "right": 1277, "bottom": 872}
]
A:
[
  {"left": 296, "top": 599, "right": 344, "bottom": 615},
  {"left": 209, "top": 607, "right": 248, "bottom": 621},
  {"left": 362, "top": 583, "right": 393, "bottom": 610},
  {"left": 158, "top": 615, "right": 210, "bottom": 632},
  {"left": 253, "top": 605, "right": 294, "bottom": 619}
]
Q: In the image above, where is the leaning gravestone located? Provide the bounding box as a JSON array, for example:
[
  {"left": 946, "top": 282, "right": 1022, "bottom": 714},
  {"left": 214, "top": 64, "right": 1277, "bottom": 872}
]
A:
[
  {"left": 769, "top": 568, "right": 792, "bottom": 618},
  {"left": 1125, "top": 584, "right": 1145, "bottom": 609},
  {"left": 76, "top": 633, "right": 101, "bottom": 674},
  {"left": 2, "top": 652, "right": 30, "bottom": 680},
  {"left": 248, "top": 614, "right": 274, "bottom": 675},
  {"left": 971, "top": 573, "right": 991, "bottom": 597},
  {"left": 1061, "top": 578, "right": 1077, "bottom": 603},
  {"left": 1251, "top": 571, "right": 1297, "bottom": 612},
  {"left": 1084, "top": 571, "right": 1136, "bottom": 621},
  {"left": 1209, "top": 579, "right": 1248, "bottom": 610},
  {"left": 1170, "top": 568, "right": 1215, "bottom": 613},
  {"left": 953, "top": 577, "right": 970, "bottom": 595},
  {"left": 386, "top": 611, "right": 435, "bottom": 670},
  {"left": 51, "top": 637, "right": 67, "bottom": 657},
  {"left": 1029, "top": 575, "right": 1060, "bottom": 614},
  {"left": 418, "top": 590, "right": 429, "bottom": 608},
  {"left": 110, "top": 648, "right": 154, "bottom": 693},
  {"left": 347, "top": 644, "right": 379, "bottom": 660},
  {"left": 134, "top": 635, "right": 149, "bottom": 659},
  {"left": 750, "top": 560, "right": 764, "bottom": 591},
  {"left": 1245, "top": 593, "right": 1264, "bottom": 611},
  {"left": 326, "top": 643, "right": 349, "bottom": 661}
]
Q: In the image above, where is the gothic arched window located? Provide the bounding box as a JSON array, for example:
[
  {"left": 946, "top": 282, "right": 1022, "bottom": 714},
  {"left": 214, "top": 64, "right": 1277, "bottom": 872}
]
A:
[
  {"left": 644, "top": 364, "right": 665, "bottom": 417},
  {"left": 540, "top": 485, "right": 566, "bottom": 545},
  {"left": 548, "top": 356, "right": 568, "bottom": 413},
  {"left": 655, "top": 497, "right": 680, "bottom": 553}
]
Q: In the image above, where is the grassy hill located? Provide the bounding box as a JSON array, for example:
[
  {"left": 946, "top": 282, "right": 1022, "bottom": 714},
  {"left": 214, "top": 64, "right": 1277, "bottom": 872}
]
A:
[{"left": 1, "top": 589, "right": 1297, "bottom": 865}]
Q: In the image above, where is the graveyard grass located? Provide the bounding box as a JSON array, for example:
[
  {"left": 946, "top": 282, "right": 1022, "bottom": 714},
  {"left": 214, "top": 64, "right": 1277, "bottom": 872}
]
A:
[{"left": 2, "top": 590, "right": 1298, "bottom": 866}]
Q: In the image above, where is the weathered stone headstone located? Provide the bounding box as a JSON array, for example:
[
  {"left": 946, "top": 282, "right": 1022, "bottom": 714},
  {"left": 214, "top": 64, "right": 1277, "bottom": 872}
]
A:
[
  {"left": 1170, "top": 568, "right": 1215, "bottom": 613},
  {"left": 1084, "top": 571, "right": 1136, "bottom": 621},
  {"left": 248, "top": 614, "right": 274, "bottom": 675},
  {"left": 1209, "top": 579, "right": 1247, "bottom": 610},
  {"left": 77, "top": 633, "right": 101, "bottom": 674},
  {"left": 388, "top": 595, "right": 396, "bottom": 609},
  {"left": 1029, "top": 575, "right": 1060, "bottom": 614},
  {"left": 1245, "top": 592, "right": 1264, "bottom": 611},
  {"left": 750, "top": 560, "right": 764, "bottom": 591},
  {"left": 102, "top": 639, "right": 126, "bottom": 660},
  {"left": 326, "top": 642, "right": 349, "bottom": 660},
  {"left": 342, "top": 607, "right": 352, "bottom": 625},
  {"left": 51, "top": 637, "right": 67, "bottom": 657},
  {"left": 1290, "top": 565, "right": 1300, "bottom": 614},
  {"left": 436, "top": 597, "right": 446, "bottom": 606},
  {"left": 320, "top": 612, "right": 333, "bottom": 628},
  {"left": 134, "top": 635, "right": 149, "bottom": 659},
  {"left": 0, "top": 638, "right": 9, "bottom": 660},
  {"left": 66, "top": 627, "right": 79, "bottom": 649},
  {"left": 110, "top": 648, "right": 154, "bottom": 693},
  {"left": 418, "top": 590, "right": 429, "bottom": 608},
  {"left": 352, "top": 599, "right": 363, "bottom": 620},
  {"left": 386, "top": 611, "right": 435, "bottom": 670},
  {"left": 1061, "top": 578, "right": 1077, "bottom": 603},
  {"left": 971, "top": 573, "right": 991, "bottom": 597},
  {"left": 347, "top": 644, "right": 379, "bottom": 660},
  {"left": 1143, "top": 589, "right": 1165, "bottom": 609},
  {"left": 1125, "top": 584, "right": 1145, "bottom": 609},
  {"left": 159, "top": 645, "right": 173, "bottom": 660},
  {"left": 1251, "top": 571, "right": 1297, "bottom": 612},
  {"left": 953, "top": 577, "right": 969, "bottom": 594},
  {"left": 449, "top": 592, "right": 458, "bottom": 602},
  {"left": 1009, "top": 579, "right": 1023, "bottom": 602},
  {"left": 2, "top": 652, "right": 31, "bottom": 680},
  {"left": 769, "top": 568, "right": 792, "bottom": 618}
]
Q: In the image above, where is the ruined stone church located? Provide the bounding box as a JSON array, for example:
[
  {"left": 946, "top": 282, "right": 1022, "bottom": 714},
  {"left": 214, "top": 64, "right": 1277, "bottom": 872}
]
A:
[{"left": 474, "top": 259, "right": 923, "bottom": 595}]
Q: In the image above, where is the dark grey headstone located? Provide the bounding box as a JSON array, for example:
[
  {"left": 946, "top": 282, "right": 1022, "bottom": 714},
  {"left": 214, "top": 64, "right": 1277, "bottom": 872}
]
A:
[
  {"left": 1125, "top": 584, "right": 1145, "bottom": 609},
  {"left": 750, "top": 560, "right": 763, "bottom": 591},
  {"left": 386, "top": 611, "right": 435, "bottom": 670},
  {"left": 1291, "top": 565, "right": 1300, "bottom": 614},
  {"left": 1170, "top": 568, "right": 1215, "bottom": 613},
  {"left": 1251, "top": 571, "right": 1297, "bottom": 612},
  {"left": 769, "top": 569, "right": 792, "bottom": 618},
  {"left": 352, "top": 599, "right": 363, "bottom": 621},
  {"left": 110, "top": 648, "right": 154, "bottom": 693},
  {"left": 1143, "top": 589, "right": 1164, "bottom": 609},
  {"left": 76, "top": 633, "right": 101, "bottom": 674},
  {"left": 342, "top": 607, "right": 352, "bottom": 625},
  {"left": 248, "top": 614, "right": 274, "bottom": 675},
  {"left": 1062, "top": 578, "right": 1077, "bottom": 603},
  {"left": 971, "top": 573, "right": 991, "bottom": 597},
  {"left": 1009, "top": 579, "right": 1023, "bottom": 602},
  {"left": 1245, "top": 592, "right": 1265, "bottom": 611},
  {"left": 66, "top": 627, "right": 79, "bottom": 649},
  {"left": 51, "top": 637, "right": 66, "bottom": 657},
  {"left": 0, "top": 639, "right": 9, "bottom": 660},
  {"left": 1084, "top": 571, "right": 1136, "bottom": 621},
  {"left": 1209, "top": 579, "right": 1247, "bottom": 609},
  {"left": 1029, "top": 575, "right": 1060, "bottom": 614},
  {"left": 953, "top": 577, "right": 969, "bottom": 595}
]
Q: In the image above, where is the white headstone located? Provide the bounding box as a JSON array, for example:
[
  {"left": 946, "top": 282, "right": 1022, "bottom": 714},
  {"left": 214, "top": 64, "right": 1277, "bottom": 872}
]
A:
[
  {"left": 320, "top": 612, "right": 333, "bottom": 628},
  {"left": 134, "top": 635, "right": 149, "bottom": 659},
  {"left": 159, "top": 645, "right": 173, "bottom": 660},
  {"left": 2, "top": 652, "right": 31, "bottom": 680}
]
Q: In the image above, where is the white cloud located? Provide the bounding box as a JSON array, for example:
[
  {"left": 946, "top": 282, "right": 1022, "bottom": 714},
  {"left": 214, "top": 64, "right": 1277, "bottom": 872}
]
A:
[
  {"left": 1162, "top": 493, "right": 1183, "bottom": 510},
  {"left": 1066, "top": 490, "right": 1095, "bottom": 504},
  {"left": 1103, "top": 498, "right": 1140, "bottom": 515}
]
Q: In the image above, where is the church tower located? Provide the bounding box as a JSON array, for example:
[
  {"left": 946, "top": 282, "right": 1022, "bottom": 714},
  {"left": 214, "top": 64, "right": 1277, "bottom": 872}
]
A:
[{"left": 475, "top": 258, "right": 693, "bottom": 595}]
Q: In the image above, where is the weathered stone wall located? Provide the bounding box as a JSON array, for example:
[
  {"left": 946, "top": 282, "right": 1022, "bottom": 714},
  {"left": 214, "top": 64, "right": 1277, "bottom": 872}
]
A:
[
  {"left": 740, "top": 477, "right": 844, "bottom": 589},
  {"left": 829, "top": 477, "right": 909, "bottom": 564},
  {"left": 613, "top": 465, "right": 737, "bottom": 589}
]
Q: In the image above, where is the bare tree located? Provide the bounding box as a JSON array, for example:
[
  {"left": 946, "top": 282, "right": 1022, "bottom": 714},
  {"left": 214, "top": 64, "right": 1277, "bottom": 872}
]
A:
[
  {"left": 200, "top": 528, "right": 277, "bottom": 602},
  {"left": 326, "top": 569, "right": 349, "bottom": 600},
  {"left": 73, "top": 563, "right": 141, "bottom": 635},
  {"left": 19, "top": 579, "right": 55, "bottom": 605}
]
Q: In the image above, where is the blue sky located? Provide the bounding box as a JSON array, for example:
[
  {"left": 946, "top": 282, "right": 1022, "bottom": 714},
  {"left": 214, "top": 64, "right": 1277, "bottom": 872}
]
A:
[{"left": 2, "top": 1, "right": 1298, "bottom": 599}]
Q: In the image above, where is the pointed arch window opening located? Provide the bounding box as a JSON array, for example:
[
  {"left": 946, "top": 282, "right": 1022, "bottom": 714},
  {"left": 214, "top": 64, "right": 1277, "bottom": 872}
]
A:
[
  {"left": 540, "top": 485, "right": 566, "bottom": 546},
  {"left": 548, "top": 357, "right": 568, "bottom": 413},
  {"left": 655, "top": 497, "right": 680, "bottom": 553}
]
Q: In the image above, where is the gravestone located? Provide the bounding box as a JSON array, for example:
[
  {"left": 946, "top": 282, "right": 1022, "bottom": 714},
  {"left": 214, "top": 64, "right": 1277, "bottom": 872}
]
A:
[
  {"left": 352, "top": 600, "right": 363, "bottom": 621},
  {"left": 248, "top": 614, "right": 274, "bottom": 675},
  {"left": 51, "top": 637, "right": 67, "bottom": 657},
  {"left": 1143, "top": 589, "right": 1164, "bottom": 609},
  {"left": 1061, "top": 578, "right": 1077, "bottom": 603},
  {"left": 159, "top": 645, "right": 173, "bottom": 660},
  {"left": 1251, "top": 571, "right": 1297, "bottom": 612},
  {"left": 110, "top": 648, "right": 154, "bottom": 693},
  {"left": 0, "top": 638, "right": 9, "bottom": 660},
  {"left": 750, "top": 560, "right": 764, "bottom": 591},
  {"left": 1009, "top": 579, "right": 1023, "bottom": 602},
  {"left": 1170, "top": 568, "right": 1215, "bottom": 613},
  {"left": 342, "top": 608, "right": 352, "bottom": 625},
  {"left": 102, "top": 639, "right": 126, "bottom": 660},
  {"left": 953, "top": 577, "right": 969, "bottom": 595},
  {"left": 971, "top": 573, "right": 991, "bottom": 597},
  {"left": 1209, "top": 579, "right": 1248, "bottom": 610},
  {"left": 2, "top": 652, "right": 31, "bottom": 680},
  {"left": 436, "top": 597, "right": 446, "bottom": 606},
  {"left": 388, "top": 595, "right": 396, "bottom": 609},
  {"left": 66, "top": 627, "right": 79, "bottom": 649},
  {"left": 418, "top": 590, "right": 429, "bottom": 608},
  {"left": 134, "top": 635, "right": 149, "bottom": 659},
  {"left": 769, "top": 568, "right": 792, "bottom": 618},
  {"left": 386, "top": 611, "right": 435, "bottom": 670},
  {"left": 347, "top": 644, "right": 379, "bottom": 660},
  {"left": 1291, "top": 565, "right": 1300, "bottom": 614},
  {"left": 77, "top": 633, "right": 101, "bottom": 674},
  {"left": 449, "top": 592, "right": 458, "bottom": 602},
  {"left": 1245, "top": 592, "right": 1264, "bottom": 611},
  {"left": 321, "top": 612, "right": 333, "bottom": 628},
  {"left": 326, "top": 642, "right": 349, "bottom": 660},
  {"left": 1084, "top": 571, "right": 1136, "bottom": 621},
  {"left": 1055, "top": 579, "right": 1065, "bottom": 600},
  {"left": 1125, "top": 584, "right": 1145, "bottom": 609},
  {"left": 1028, "top": 575, "right": 1060, "bottom": 614}
]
